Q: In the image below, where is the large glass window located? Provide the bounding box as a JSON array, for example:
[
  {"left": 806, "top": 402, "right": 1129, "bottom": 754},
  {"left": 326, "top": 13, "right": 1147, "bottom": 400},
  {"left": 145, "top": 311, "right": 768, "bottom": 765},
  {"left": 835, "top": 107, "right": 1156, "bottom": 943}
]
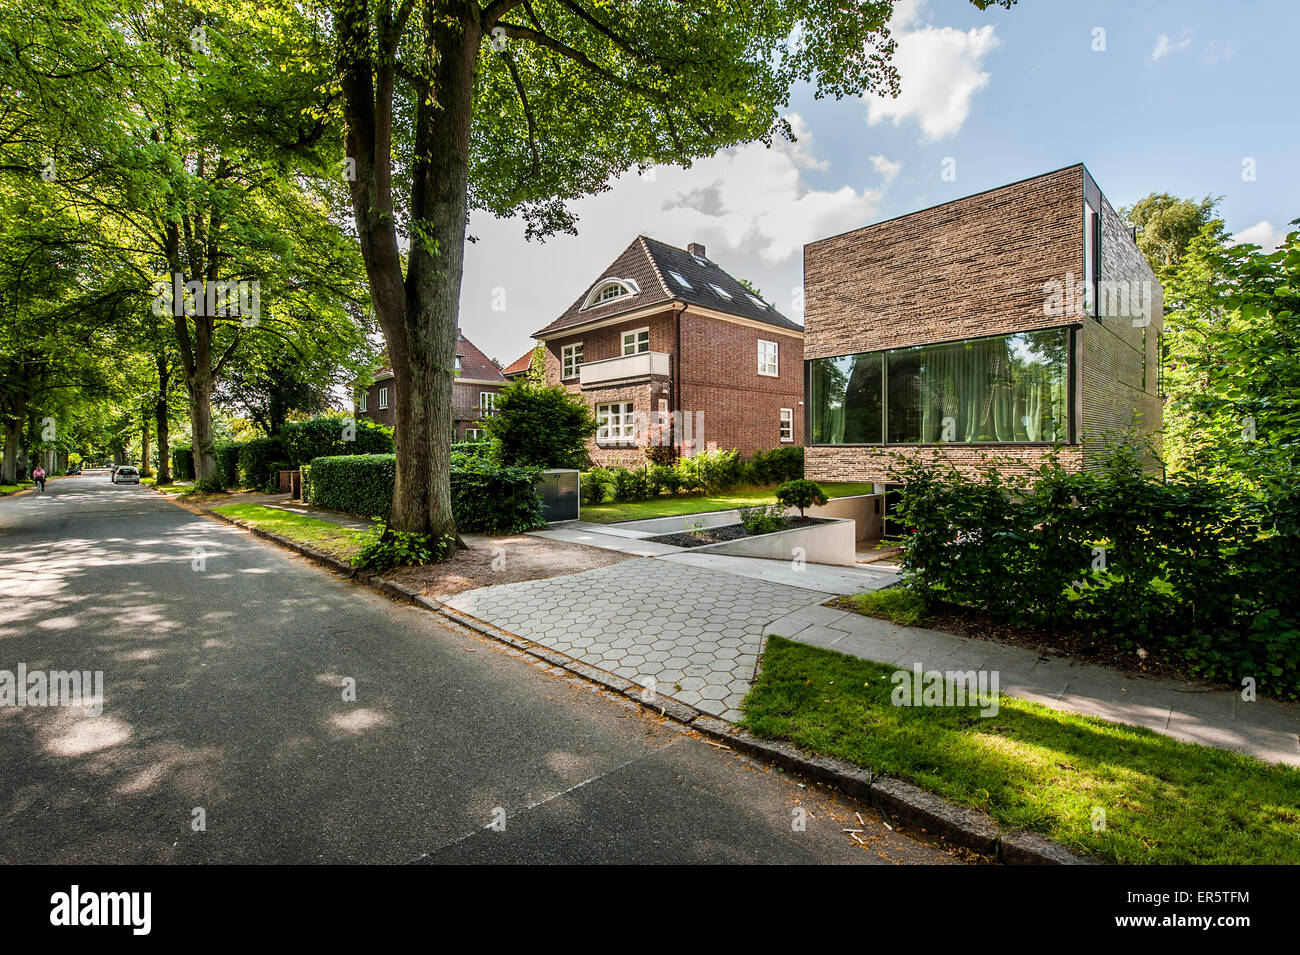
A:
[
  {"left": 808, "top": 351, "right": 882, "bottom": 444},
  {"left": 808, "top": 328, "right": 1069, "bottom": 445}
]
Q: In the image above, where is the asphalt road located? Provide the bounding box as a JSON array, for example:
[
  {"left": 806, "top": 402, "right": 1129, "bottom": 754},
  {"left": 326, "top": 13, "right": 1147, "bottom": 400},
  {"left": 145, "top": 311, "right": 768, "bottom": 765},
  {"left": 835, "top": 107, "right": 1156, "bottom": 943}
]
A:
[{"left": 0, "top": 474, "right": 956, "bottom": 864}]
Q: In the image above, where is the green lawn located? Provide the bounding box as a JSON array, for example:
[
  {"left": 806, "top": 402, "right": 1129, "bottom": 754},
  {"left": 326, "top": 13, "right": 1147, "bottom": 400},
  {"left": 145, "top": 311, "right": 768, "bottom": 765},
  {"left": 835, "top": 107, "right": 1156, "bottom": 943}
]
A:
[
  {"left": 741, "top": 635, "right": 1300, "bottom": 864},
  {"left": 0, "top": 483, "right": 30, "bottom": 495},
  {"left": 581, "top": 481, "right": 878, "bottom": 523},
  {"left": 211, "top": 503, "right": 374, "bottom": 561}
]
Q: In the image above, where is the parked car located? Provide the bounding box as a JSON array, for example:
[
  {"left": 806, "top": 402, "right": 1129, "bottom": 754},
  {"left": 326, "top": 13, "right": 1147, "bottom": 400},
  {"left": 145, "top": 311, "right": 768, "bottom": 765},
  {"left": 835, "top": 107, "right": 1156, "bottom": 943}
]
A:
[
  {"left": 66, "top": 465, "right": 81, "bottom": 475},
  {"left": 112, "top": 466, "right": 140, "bottom": 485}
]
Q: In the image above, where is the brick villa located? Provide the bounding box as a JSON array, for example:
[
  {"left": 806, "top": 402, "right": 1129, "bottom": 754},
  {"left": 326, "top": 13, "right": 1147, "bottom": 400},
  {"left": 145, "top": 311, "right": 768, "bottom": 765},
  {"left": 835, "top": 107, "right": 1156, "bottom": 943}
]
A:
[
  {"left": 534, "top": 236, "right": 805, "bottom": 467},
  {"left": 354, "top": 330, "right": 506, "bottom": 440},
  {"left": 802, "top": 164, "right": 1163, "bottom": 507}
]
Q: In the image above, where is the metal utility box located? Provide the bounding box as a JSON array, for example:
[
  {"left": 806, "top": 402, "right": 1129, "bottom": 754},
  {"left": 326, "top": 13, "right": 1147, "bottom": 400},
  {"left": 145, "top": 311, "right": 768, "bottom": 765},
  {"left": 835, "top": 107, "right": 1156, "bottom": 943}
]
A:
[{"left": 535, "top": 469, "right": 579, "bottom": 523}]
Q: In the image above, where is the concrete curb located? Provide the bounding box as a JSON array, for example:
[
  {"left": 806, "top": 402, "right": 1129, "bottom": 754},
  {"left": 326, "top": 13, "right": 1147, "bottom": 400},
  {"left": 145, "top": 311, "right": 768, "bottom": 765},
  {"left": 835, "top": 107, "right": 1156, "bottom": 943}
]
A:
[{"left": 162, "top": 486, "right": 1092, "bottom": 866}]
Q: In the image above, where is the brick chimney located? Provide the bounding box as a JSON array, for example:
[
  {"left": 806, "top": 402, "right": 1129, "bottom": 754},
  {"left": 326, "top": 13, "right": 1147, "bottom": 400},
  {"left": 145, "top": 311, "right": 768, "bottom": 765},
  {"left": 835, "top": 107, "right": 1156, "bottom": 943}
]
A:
[{"left": 687, "top": 242, "right": 706, "bottom": 258}]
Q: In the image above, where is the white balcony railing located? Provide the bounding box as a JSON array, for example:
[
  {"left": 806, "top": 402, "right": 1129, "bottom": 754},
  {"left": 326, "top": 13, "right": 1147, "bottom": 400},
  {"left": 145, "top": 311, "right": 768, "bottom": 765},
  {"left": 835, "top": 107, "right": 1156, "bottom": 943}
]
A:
[{"left": 578, "top": 351, "right": 670, "bottom": 386}]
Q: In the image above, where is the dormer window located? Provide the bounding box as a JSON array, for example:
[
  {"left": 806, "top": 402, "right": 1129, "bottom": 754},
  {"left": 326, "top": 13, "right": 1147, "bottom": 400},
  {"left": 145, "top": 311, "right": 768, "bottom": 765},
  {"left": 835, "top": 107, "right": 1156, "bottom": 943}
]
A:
[{"left": 581, "top": 277, "right": 640, "bottom": 310}]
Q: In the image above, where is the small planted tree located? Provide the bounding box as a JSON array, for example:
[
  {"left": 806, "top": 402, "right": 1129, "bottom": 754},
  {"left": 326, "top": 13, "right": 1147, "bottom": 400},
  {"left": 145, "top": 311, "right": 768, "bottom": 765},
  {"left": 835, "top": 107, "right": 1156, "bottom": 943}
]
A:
[
  {"left": 486, "top": 380, "right": 597, "bottom": 469},
  {"left": 775, "top": 479, "right": 829, "bottom": 517}
]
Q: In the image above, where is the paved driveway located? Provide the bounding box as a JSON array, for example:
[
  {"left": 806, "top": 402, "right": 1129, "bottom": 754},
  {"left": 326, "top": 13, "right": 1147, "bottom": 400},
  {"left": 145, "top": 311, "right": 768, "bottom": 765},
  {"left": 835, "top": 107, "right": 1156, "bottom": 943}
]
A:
[
  {"left": 0, "top": 475, "right": 953, "bottom": 864},
  {"left": 445, "top": 557, "right": 832, "bottom": 720}
]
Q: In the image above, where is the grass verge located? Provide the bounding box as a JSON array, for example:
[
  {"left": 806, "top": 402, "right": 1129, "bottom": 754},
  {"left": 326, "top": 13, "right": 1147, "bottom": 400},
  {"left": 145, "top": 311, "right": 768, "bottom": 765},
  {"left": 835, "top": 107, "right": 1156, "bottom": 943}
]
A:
[
  {"left": 211, "top": 503, "right": 373, "bottom": 561},
  {"left": 0, "top": 483, "right": 30, "bottom": 495},
  {"left": 741, "top": 635, "right": 1300, "bottom": 864},
  {"left": 837, "top": 587, "right": 925, "bottom": 626},
  {"left": 581, "top": 481, "right": 878, "bottom": 523}
]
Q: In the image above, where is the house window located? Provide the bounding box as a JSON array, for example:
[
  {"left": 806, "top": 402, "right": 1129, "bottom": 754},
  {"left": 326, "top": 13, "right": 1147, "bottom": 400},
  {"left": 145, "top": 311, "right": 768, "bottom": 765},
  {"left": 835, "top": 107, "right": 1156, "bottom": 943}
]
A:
[
  {"left": 463, "top": 428, "right": 484, "bottom": 441},
  {"left": 378, "top": 387, "right": 389, "bottom": 410},
  {"left": 622, "top": 328, "right": 650, "bottom": 355},
  {"left": 562, "top": 343, "right": 583, "bottom": 379},
  {"left": 1084, "top": 201, "right": 1101, "bottom": 318},
  {"left": 357, "top": 391, "right": 367, "bottom": 413},
  {"left": 479, "top": 391, "right": 497, "bottom": 413},
  {"left": 779, "top": 408, "right": 794, "bottom": 443},
  {"left": 807, "top": 327, "right": 1070, "bottom": 446},
  {"left": 709, "top": 283, "right": 733, "bottom": 300},
  {"left": 581, "top": 278, "right": 639, "bottom": 310},
  {"left": 455, "top": 356, "right": 462, "bottom": 373},
  {"left": 668, "top": 270, "right": 692, "bottom": 289},
  {"left": 596, "top": 402, "right": 635, "bottom": 444},
  {"left": 757, "top": 339, "right": 779, "bottom": 377}
]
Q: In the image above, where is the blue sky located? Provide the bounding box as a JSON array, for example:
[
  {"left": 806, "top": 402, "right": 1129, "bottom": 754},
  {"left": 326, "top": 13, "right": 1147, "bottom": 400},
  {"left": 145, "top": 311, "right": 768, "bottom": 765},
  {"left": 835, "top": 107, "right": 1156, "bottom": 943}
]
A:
[{"left": 459, "top": 0, "right": 1300, "bottom": 367}]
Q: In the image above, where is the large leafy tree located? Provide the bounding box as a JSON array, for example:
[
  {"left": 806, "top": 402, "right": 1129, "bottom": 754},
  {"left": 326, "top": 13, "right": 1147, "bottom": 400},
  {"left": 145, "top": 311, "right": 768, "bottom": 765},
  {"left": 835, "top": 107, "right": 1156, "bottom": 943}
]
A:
[
  {"left": 1122, "top": 192, "right": 1221, "bottom": 281},
  {"left": 296, "top": 0, "right": 1015, "bottom": 537},
  {"left": 1162, "top": 219, "right": 1300, "bottom": 490}
]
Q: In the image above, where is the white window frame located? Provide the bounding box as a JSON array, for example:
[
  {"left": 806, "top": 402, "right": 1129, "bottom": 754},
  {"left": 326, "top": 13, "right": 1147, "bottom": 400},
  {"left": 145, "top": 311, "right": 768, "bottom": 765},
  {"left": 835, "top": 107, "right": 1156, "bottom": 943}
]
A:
[
  {"left": 580, "top": 278, "right": 639, "bottom": 310},
  {"left": 357, "top": 391, "right": 367, "bottom": 413},
  {"left": 779, "top": 408, "right": 794, "bottom": 443},
  {"left": 378, "top": 386, "right": 390, "bottom": 410},
  {"left": 561, "top": 342, "right": 583, "bottom": 379},
  {"left": 622, "top": 327, "right": 650, "bottom": 356},
  {"left": 709, "top": 283, "right": 732, "bottom": 300},
  {"left": 596, "top": 402, "right": 635, "bottom": 445},
  {"left": 667, "top": 270, "right": 692, "bottom": 289},
  {"left": 463, "top": 428, "right": 484, "bottom": 441},
  {"left": 757, "top": 339, "right": 779, "bottom": 377},
  {"left": 479, "top": 391, "right": 497, "bottom": 412}
]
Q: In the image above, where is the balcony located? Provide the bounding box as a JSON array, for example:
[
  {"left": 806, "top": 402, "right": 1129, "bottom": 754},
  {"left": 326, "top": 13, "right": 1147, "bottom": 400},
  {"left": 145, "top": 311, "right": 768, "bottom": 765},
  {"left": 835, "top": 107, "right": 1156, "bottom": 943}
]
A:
[{"left": 579, "top": 351, "right": 671, "bottom": 387}]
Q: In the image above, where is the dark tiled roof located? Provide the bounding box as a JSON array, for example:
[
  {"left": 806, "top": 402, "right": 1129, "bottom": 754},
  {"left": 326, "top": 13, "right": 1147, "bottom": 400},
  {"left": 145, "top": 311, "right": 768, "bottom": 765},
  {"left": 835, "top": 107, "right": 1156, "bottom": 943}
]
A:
[
  {"left": 501, "top": 348, "right": 535, "bottom": 377},
  {"left": 456, "top": 332, "right": 506, "bottom": 382},
  {"left": 533, "top": 235, "right": 801, "bottom": 338}
]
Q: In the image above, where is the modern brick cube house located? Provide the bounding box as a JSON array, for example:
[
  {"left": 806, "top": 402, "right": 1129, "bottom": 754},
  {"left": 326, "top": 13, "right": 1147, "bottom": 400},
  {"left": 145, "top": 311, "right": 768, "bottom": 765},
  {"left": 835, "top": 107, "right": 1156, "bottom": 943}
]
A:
[
  {"left": 803, "top": 164, "right": 1163, "bottom": 504},
  {"left": 534, "top": 236, "right": 804, "bottom": 467},
  {"left": 355, "top": 331, "right": 506, "bottom": 440}
]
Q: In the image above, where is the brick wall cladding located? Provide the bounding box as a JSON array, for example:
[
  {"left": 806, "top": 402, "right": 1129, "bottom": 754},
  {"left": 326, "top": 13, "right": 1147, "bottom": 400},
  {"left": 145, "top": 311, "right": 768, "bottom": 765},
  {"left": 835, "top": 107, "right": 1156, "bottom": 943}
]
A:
[
  {"left": 804, "top": 166, "right": 1083, "bottom": 360},
  {"left": 801, "top": 164, "right": 1164, "bottom": 484},
  {"left": 358, "top": 379, "right": 396, "bottom": 428},
  {"left": 357, "top": 378, "right": 504, "bottom": 437},
  {"left": 543, "top": 307, "right": 804, "bottom": 466}
]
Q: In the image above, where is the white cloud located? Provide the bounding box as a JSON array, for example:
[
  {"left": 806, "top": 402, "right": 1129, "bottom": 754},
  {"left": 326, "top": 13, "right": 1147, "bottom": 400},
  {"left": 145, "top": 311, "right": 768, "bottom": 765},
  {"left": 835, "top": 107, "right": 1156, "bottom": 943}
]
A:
[
  {"left": 870, "top": 154, "right": 902, "bottom": 186},
  {"left": 864, "top": 7, "right": 999, "bottom": 141},
  {"left": 458, "top": 119, "right": 893, "bottom": 358},
  {"left": 1151, "top": 32, "right": 1193, "bottom": 61},
  {"left": 1229, "top": 220, "right": 1287, "bottom": 252}
]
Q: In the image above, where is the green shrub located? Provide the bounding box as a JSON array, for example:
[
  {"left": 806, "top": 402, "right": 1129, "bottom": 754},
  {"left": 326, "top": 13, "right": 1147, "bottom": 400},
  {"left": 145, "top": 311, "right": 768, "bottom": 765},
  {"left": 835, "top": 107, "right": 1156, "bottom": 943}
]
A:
[
  {"left": 237, "top": 437, "right": 288, "bottom": 492},
  {"left": 307, "top": 454, "right": 545, "bottom": 534},
  {"left": 448, "top": 462, "right": 545, "bottom": 533},
  {"left": 487, "top": 380, "right": 597, "bottom": 468},
  {"left": 775, "top": 478, "right": 829, "bottom": 517},
  {"left": 171, "top": 446, "right": 195, "bottom": 481},
  {"left": 354, "top": 525, "right": 456, "bottom": 572},
  {"left": 281, "top": 416, "right": 393, "bottom": 467},
  {"left": 611, "top": 466, "right": 649, "bottom": 502},
  {"left": 307, "top": 454, "right": 395, "bottom": 517},
  {"left": 843, "top": 587, "right": 927, "bottom": 627},
  {"left": 300, "top": 463, "right": 313, "bottom": 503},
  {"left": 892, "top": 443, "right": 1300, "bottom": 698},
  {"left": 215, "top": 442, "right": 244, "bottom": 488},
  {"left": 580, "top": 467, "right": 615, "bottom": 506},
  {"left": 737, "top": 503, "right": 787, "bottom": 535},
  {"left": 450, "top": 439, "right": 501, "bottom": 468},
  {"left": 647, "top": 462, "right": 681, "bottom": 496}
]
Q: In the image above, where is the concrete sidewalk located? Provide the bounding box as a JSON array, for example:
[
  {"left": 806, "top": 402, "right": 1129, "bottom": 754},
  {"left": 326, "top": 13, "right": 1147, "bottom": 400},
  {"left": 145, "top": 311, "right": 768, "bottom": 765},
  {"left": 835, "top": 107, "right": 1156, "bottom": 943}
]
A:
[{"left": 768, "top": 606, "right": 1300, "bottom": 767}]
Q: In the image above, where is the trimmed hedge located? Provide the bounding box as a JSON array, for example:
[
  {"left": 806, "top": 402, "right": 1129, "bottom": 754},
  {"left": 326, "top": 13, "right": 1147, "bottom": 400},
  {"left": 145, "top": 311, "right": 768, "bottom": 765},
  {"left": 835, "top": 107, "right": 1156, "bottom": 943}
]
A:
[
  {"left": 171, "top": 446, "right": 195, "bottom": 481},
  {"left": 449, "top": 462, "right": 545, "bottom": 533},
  {"left": 281, "top": 417, "right": 393, "bottom": 467},
  {"left": 215, "top": 442, "right": 243, "bottom": 488},
  {"left": 237, "top": 436, "right": 288, "bottom": 493},
  {"left": 305, "top": 453, "right": 544, "bottom": 534},
  {"left": 306, "top": 454, "right": 395, "bottom": 517}
]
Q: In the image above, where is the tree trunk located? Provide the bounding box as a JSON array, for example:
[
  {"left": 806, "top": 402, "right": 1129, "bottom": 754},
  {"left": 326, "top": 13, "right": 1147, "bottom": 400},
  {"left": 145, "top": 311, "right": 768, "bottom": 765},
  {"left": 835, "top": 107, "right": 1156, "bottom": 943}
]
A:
[
  {"left": 189, "top": 371, "right": 219, "bottom": 487},
  {"left": 339, "top": 12, "right": 479, "bottom": 541},
  {"left": 1, "top": 393, "right": 25, "bottom": 484},
  {"left": 140, "top": 414, "right": 152, "bottom": 477},
  {"left": 155, "top": 356, "right": 171, "bottom": 485}
]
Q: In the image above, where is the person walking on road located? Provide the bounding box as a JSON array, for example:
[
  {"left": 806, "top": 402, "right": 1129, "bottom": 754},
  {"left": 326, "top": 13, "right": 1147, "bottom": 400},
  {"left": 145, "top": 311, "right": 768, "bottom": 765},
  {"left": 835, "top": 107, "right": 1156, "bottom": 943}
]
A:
[{"left": 32, "top": 465, "right": 45, "bottom": 493}]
